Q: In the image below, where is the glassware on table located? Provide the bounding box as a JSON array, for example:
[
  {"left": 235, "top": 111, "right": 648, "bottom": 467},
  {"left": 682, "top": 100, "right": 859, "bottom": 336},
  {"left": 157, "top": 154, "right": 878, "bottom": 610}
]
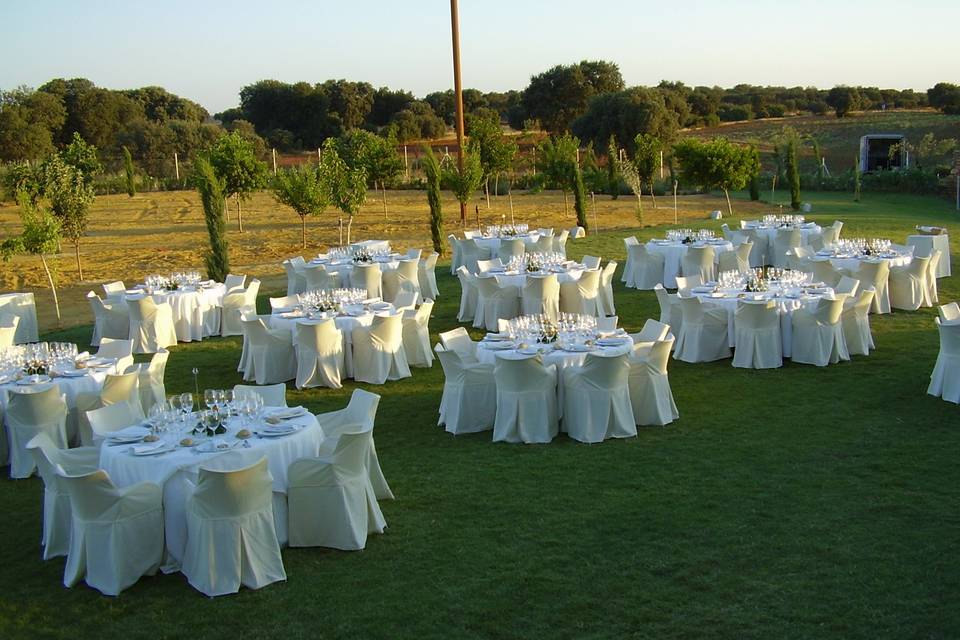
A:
[{"left": 204, "top": 389, "right": 217, "bottom": 411}]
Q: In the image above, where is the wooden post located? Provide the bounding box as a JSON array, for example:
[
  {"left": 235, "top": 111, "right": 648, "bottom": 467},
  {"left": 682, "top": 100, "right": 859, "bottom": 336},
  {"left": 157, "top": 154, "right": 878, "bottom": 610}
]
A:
[
  {"left": 450, "top": 0, "right": 467, "bottom": 225},
  {"left": 508, "top": 191, "right": 515, "bottom": 224},
  {"left": 576, "top": 148, "right": 580, "bottom": 164},
  {"left": 174, "top": 152, "right": 180, "bottom": 180},
  {"left": 403, "top": 145, "right": 409, "bottom": 181},
  {"left": 956, "top": 174, "right": 959, "bottom": 210},
  {"left": 673, "top": 180, "right": 678, "bottom": 224},
  {"left": 318, "top": 148, "right": 322, "bottom": 164},
  {"left": 659, "top": 150, "right": 664, "bottom": 179},
  {"left": 532, "top": 147, "right": 537, "bottom": 175},
  {"left": 272, "top": 148, "right": 277, "bottom": 174},
  {"left": 591, "top": 192, "right": 598, "bottom": 234}
]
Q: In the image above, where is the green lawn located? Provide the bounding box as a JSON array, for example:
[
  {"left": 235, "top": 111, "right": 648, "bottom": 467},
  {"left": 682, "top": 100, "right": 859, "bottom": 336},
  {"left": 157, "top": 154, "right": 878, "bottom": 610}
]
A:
[{"left": 1, "top": 192, "right": 958, "bottom": 639}]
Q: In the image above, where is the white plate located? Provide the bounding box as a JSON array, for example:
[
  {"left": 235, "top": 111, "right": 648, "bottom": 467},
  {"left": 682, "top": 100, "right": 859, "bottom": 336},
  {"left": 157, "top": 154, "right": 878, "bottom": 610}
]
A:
[
  {"left": 256, "top": 428, "right": 297, "bottom": 438},
  {"left": 483, "top": 341, "right": 515, "bottom": 351},
  {"left": 17, "top": 375, "right": 51, "bottom": 386},
  {"left": 131, "top": 444, "right": 174, "bottom": 456},
  {"left": 58, "top": 369, "right": 88, "bottom": 378}
]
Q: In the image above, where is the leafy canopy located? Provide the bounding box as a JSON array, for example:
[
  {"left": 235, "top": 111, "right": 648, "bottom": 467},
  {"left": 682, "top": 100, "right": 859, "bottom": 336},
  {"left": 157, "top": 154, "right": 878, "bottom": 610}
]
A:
[{"left": 207, "top": 131, "right": 268, "bottom": 200}]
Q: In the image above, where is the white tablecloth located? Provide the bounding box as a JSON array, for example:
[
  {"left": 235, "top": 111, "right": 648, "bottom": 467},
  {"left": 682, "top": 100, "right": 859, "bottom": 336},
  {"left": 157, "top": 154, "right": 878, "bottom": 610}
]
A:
[
  {"left": 490, "top": 266, "right": 585, "bottom": 292},
  {"left": 351, "top": 239, "right": 391, "bottom": 253},
  {"left": 0, "top": 366, "right": 113, "bottom": 462},
  {"left": 694, "top": 290, "right": 830, "bottom": 357},
  {"left": 127, "top": 284, "right": 226, "bottom": 342},
  {"left": 907, "top": 234, "right": 951, "bottom": 277},
  {"left": 269, "top": 312, "right": 377, "bottom": 378},
  {"left": 309, "top": 257, "right": 400, "bottom": 288},
  {"left": 100, "top": 411, "right": 325, "bottom": 569},
  {"left": 0, "top": 293, "right": 39, "bottom": 344},
  {"left": 741, "top": 222, "right": 822, "bottom": 245},
  {"left": 474, "top": 233, "right": 540, "bottom": 258},
  {"left": 646, "top": 240, "right": 735, "bottom": 288},
  {"left": 822, "top": 255, "right": 911, "bottom": 273}
]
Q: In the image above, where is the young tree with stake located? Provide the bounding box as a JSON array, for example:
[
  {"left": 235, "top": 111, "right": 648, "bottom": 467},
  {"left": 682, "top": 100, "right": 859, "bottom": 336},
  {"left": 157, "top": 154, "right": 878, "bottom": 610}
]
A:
[
  {"left": 272, "top": 164, "right": 330, "bottom": 248},
  {"left": 207, "top": 131, "right": 268, "bottom": 233}
]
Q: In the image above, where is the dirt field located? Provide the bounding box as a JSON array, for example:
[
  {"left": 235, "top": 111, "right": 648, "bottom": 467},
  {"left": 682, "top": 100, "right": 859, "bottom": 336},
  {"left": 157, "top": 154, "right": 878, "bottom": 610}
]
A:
[{"left": 0, "top": 188, "right": 771, "bottom": 332}]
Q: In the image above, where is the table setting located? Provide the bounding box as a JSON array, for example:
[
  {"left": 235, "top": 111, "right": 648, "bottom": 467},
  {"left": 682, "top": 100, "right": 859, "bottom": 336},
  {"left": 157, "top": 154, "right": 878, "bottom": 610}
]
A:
[
  {"left": 269, "top": 289, "right": 395, "bottom": 377},
  {"left": 126, "top": 272, "right": 227, "bottom": 341},
  {"left": 309, "top": 246, "right": 402, "bottom": 280},
  {"left": 475, "top": 313, "right": 633, "bottom": 368},
  {"left": 646, "top": 229, "right": 734, "bottom": 288},
  {"left": 473, "top": 224, "right": 540, "bottom": 256},
  {"left": 487, "top": 252, "right": 586, "bottom": 290},
  {"left": 690, "top": 268, "right": 834, "bottom": 355},
  {"left": 99, "top": 389, "right": 324, "bottom": 569},
  {"left": 814, "top": 238, "right": 912, "bottom": 272}
]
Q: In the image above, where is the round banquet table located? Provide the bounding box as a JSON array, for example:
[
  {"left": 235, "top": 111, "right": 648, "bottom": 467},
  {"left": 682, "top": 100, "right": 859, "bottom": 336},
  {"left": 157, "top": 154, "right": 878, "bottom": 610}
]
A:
[
  {"left": 907, "top": 233, "right": 950, "bottom": 278},
  {"left": 691, "top": 288, "right": 834, "bottom": 357},
  {"left": 741, "top": 221, "right": 822, "bottom": 245},
  {"left": 487, "top": 265, "right": 585, "bottom": 293},
  {"left": 99, "top": 410, "right": 325, "bottom": 571},
  {"left": 127, "top": 284, "right": 226, "bottom": 342},
  {"left": 0, "top": 362, "right": 116, "bottom": 463},
  {"left": 473, "top": 233, "right": 540, "bottom": 258},
  {"left": 645, "top": 239, "right": 735, "bottom": 288},
  {"left": 308, "top": 256, "right": 401, "bottom": 286},
  {"left": 350, "top": 239, "right": 391, "bottom": 254},
  {"left": 819, "top": 253, "right": 912, "bottom": 274},
  {"left": 269, "top": 309, "right": 383, "bottom": 378}
]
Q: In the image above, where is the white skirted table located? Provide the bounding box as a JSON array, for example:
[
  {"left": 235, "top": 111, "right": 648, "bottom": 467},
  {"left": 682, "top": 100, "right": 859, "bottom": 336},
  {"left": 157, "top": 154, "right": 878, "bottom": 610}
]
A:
[
  {"left": 350, "top": 239, "right": 391, "bottom": 253},
  {"left": 691, "top": 286, "right": 834, "bottom": 357},
  {"left": 906, "top": 234, "right": 951, "bottom": 278},
  {"left": 99, "top": 408, "right": 325, "bottom": 571},
  {"left": 645, "top": 239, "right": 735, "bottom": 288},
  {"left": 487, "top": 264, "right": 585, "bottom": 293},
  {"left": 474, "top": 233, "right": 541, "bottom": 258},
  {"left": 269, "top": 307, "right": 388, "bottom": 378},
  {"left": 740, "top": 221, "right": 822, "bottom": 245},
  {"left": 125, "top": 283, "right": 226, "bottom": 342},
  {"left": 0, "top": 293, "right": 39, "bottom": 344}
]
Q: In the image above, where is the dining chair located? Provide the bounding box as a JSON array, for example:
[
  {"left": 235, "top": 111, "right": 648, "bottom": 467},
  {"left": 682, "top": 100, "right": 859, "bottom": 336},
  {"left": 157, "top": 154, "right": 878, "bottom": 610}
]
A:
[
  {"left": 351, "top": 313, "right": 411, "bottom": 384},
  {"left": 240, "top": 317, "right": 296, "bottom": 384},
  {"left": 474, "top": 276, "right": 520, "bottom": 331},
  {"left": 492, "top": 354, "right": 559, "bottom": 444},
  {"left": 928, "top": 317, "right": 960, "bottom": 403},
  {"left": 732, "top": 300, "right": 783, "bottom": 369},
  {"left": 791, "top": 297, "right": 849, "bottom": 366},
  {"left": 95, "top": 337, "right": 135, "bottom": 373},
  {"left": 382, "top": 260, "right": 421, "bottom": 304},
  {"left": 562, "top": 352, "right": 636, "bottom": 443},
  {"left": 628, "top": 334, "right": 679, "bottom": 426},
  {"left": 223, "top": 273, "right": 247, "bottom": 293},
  {"left": 418, "top": 252, "right": 440, "bottom": 300},
  {"left": 521, "top": 274, "right": 560, "bottom": 321},
  {"left": 350, "top": 263, "right": 383, "bottom": 300},
  {"left": 269, "top": 294, "right": 300, "bottom": 311},
  {"left": 86, "top": 401, "right": 143, "bottom": 443},
  {"left": 401, "top": 300, "right": 435, "bottom": 368},
  {"left": 60, "top": 468, "right": 163, "bottom": 596},
  {"left": 439, "top": 327, "right": 480, "bottom": 363},
  {"left": 681, "top": 246, "right": 716, "bottom": 283},
  {"left": 182, "top": 458, "right": 286, "bottom": 597},
  {"left": 221, "top": 279, "right": 260, "bottom": 336},
  {"left": 283, "top": 259, "right": 306, "bottom": 296},
  {"left": 581, "top": 255, "right": 601, "bottom": 270},
  {"left": 303, "top": 264, "right": 341, "bottom": 291},
  {"left": 559, "top": 269, "right": 602, "bottom": 317},
  {"left": 128, "top": 296, "right": 177, "bottom": 354},
  {"left": 938, "top": 301, "right": 960, "bottom": 322},
  {"left": 6, "top": 385, "right": 69, "bottom": 479},
  {"left": 625, "top": 244, "right": 666, "bottom": 290},
  {"left": 772, "top": 227, "right": 802, "bottom": 269},
  {"left": 889, "top": 255, "right": 930, "bottom": 311},
  {"left": 295, "top": 319, "right": 344, "bottom": 389},
  {"left": 455, "top": 266, "right": 478, "bottom": 323},
  {"left": 101, "top": 281, "right": 127, "bottom": 301},
  {"left": 234, "top": 383, "right": 288, "bottom": 407},
  {"left": 841, "top": 287, "right": 876, "bottom": 356},
  {"left": 434, "top": 345, "right": 496, "bottom": 435},
  {"left": 673, "top": 296, "right": 731, "bottom": 363},
  {"left": 598, "top": 261, "right": 618, "bottom": 317},
  {"left": 86, "top": 291, "right": 128, "bottom": 347}
]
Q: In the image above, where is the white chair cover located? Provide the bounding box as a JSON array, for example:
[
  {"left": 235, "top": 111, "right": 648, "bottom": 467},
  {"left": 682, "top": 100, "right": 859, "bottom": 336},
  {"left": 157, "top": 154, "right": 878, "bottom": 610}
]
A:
[
  {"left": 221, "top": 279, "right": 260, "bottom": 337},
  {"left": 835, "top": 276, "right": 861, "bottom": 298},
  {"left": 269, "top": 294, "right": 300, "bottom": 310},
  {"left": 350, "top": 263, "right": 382, "bottom": 300},
  {"left": 352, "top": 313, "right": 411, "bottom": 384},
  {"left": 419, "top": 252, "right": 440, "bottom": 299},
  {"left": 598, "top": 261, "right": 618, "bottom": 317},
  {"left": 224, "top": 273, "right": 247, "bottom": 292},
  {"left": 102, "top": 281, "right": 126, "bottom": 300},
  {"left": 732, "top": 300, "right": 783, "bottom": 369},
  {"left": 295, "top": 319, "right": 344, "bottom": 389},
  {"left": 128, "top": 296, "right": 177, "bottom": 354},
  {"left": 456, "top": 266, "right": 478, "bottom": 322},
  {"left": 447, "top": 234, "right": 462, "bottom": 274},
  {"left": 559, "top": 269, "right": 602, "bottom": 317},
  {"left": 562, "top": 353, "right": 636, "bottom": 443},
  {"left": 581, "top": 255, "right": 601, "bottom": 270},
  {"left": 435, "top": 345, "right": 496, "bottom": 435},
  {"left": 622, "top": 236, "right": 638, "bottom": 283},
  {"left": 492, "top": 355, "right": 558, "bottom": 444},
  {"left": 406, "top": 248, "right": 422, "bottom": 261},
  {"left": 234, "top": 383, "right": 288, "bottom": 407},
  {"left": 841, "top": 287, "right": 876, "bottom": 356},
  {"left": 402, "top": 300, "right": 435, "bottom": 368},
  {"left": 570, "top": 225, "right": 586, "bottom": 238},
  {"left": 181, "top": 457, "right": 286, "bottom": 597},
  {"left": 654, "top": 284, "right": 682, "bottom": 335},
  {"left": 6, "top": 385, "right": 68, "bottom": 478},
  {"left": 87, "top": 291, "right": 128, "bottom": 347},
  {"left": 553, "top": 229, "right": 570, "bottom": 256},
  {"left": 674, "top": 297, "right": 731, "bottom": 363},
  {"left": 625, "top": 243, "right": 665, "bottom": 290},
  {"left": 283, "top": 259, "right": 307, "bottom": 296},
  {"left": 96, "top": 338, "right": 135, "bottom": 373},
  {"left": 393, "top": 287, "right": 418, "bottom": 313},
  {"left": 134, "top": 349, "right": 168, "bottom": 415},
  {"left": 522, "top": 274, "right": 560, "bottom": 321},
  {"left": 629, "top": 318, "right": 671, "bottom": 359},
  {"left": 0, "top": 317, "right": 18, "bottom": 348},
  {"left": 811, "top": 260, "right": 842, "bottom": 288},
  {"left": 77, "top": 370, "right": 142, "bottom": 445},
  {"left": 854, "top": 260, "right": 890, "bottom": 314},
  {"left": 928, "top": 317, "right": 960, "bottom": 403},
  {"left": 681, "top": 246, "right": 716, "bottom": 283},
  {"left": 87, "top": 401, "right": 143, "bottom": 444},
  {"left": 791, "top": 297, "right": 849, "bottom": 366},
  {"left": 475, "top": 276, "right": 520, "bottom": 331},
  {"left": 772, "top": 227, "right": 802, "bottom": 269},
  {"left": 288, "top": 430, "right": 387, "bottom": 550},
  {"left": 60, "top": 469, "right": 163, "bottom": 596},
  {"left": 383, "top": 259, "right": 421, "bottom": 303},
  {"left": 742, "top": 228, "right": 768, "bottom": 267},
  {"left": 674, "top": 275, "right": 702, "bottom": 296},
  {"left": 26, "top": 432, "right": 99, "bottom": 560},
  {"left": 939, "top": 302, "right": 960, "bottom": 322},
  {"left": 304, "top": 263, "right": 340, "bottom": 291},
  {"left": 628, "top": 334, "right": 680, "bottom": 426},
  {"left": 889, "top": 255, "right": 930, "bottom": 311},
  {"left": 241, "top": 317, "right": 296, "bottom": 385},
  {"left": 925, "top": 250, "right": 942, "bottom": 306},
  {"left": 439, "top": 327, "right": 479, "bottom": 363}
]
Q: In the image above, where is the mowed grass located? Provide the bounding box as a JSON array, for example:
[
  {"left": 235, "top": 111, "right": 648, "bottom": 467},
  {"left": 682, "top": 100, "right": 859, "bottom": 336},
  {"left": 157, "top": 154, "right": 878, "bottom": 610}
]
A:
[{"left": 1, "top": 192, "right": 959, "bottom": 639}]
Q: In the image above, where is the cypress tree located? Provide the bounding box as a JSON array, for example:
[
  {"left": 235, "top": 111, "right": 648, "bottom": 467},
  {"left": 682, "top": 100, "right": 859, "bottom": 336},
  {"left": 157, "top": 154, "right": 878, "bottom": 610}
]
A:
[
  {"left": 786, "top": 139, "right": 801, "bottom": 210},
  {"left": 122, "top": 146, "right": 136, "bottom": 198},
  {"left": 606, "top": 135, "right": 619, "bottom": 199},
  {"left": 193, "top": 156, "right": 230, "bottom": 282},
  {"left": 572, "top": 160, "right": 589, "bottom": 231},
  {"left": 422, "top": 146, "right": 444, "bottom": 255}
]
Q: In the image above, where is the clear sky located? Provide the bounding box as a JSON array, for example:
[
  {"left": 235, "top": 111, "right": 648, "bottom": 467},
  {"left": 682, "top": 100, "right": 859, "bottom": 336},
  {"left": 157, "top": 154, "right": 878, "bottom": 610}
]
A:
[{"left": 1, "top": 0, "right": 956, "bottom": 113}]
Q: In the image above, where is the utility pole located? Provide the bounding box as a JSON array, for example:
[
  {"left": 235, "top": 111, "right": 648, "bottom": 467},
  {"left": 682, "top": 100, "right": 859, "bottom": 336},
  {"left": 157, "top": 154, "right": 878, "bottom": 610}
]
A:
[{"left": 450, "top": 0, "right": 466, "bottom": 225}]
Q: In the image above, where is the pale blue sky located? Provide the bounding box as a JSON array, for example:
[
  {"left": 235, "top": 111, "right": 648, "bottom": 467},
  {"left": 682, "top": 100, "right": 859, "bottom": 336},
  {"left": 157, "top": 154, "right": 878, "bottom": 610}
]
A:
[{"left": 1, "top": 0, "right": 956, "bottom": 113}]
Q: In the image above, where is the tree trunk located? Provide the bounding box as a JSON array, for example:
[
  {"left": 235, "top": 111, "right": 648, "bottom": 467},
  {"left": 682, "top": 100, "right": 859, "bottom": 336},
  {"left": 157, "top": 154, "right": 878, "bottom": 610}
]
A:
[
  {"left": 649, "top": 181, "right": 657, "bottom": 209},
  {"left": 494, "top": 175, "right": 499, "bottom": 201},
  {"left": 74, "top": 239, "right": 83, "bottom": 281},
  {"left": 301, "top": 215, "right": 307, "bottom": 249},
  {"left": 723, "top": 188, "right": 733, "bottom": 217},
  {"left": 40, "top": 254, "right": 61, "bottom": 327},
  {"left": 484, "top": 177, "right": 491, "bottom": 209},
  {"left": 224, "top": 197, "right": 230, "bottom": 221},
  {"left": 635, "top": 193, "right": 643, "bottom": 224},
  {"left": 346, "top": 215, "right": 354, "bottom": 245},
  {"left": 562, "top": 191, "right": 569, "bottom": 216},
  {"left": 381, "top": 181, "right": 388, "bottom": 219},
  {"left": 237, "top": 195, "right": 244, "bottom": 233},
  {"left": 338, "top": 217, "right": 343, "bottom": 246}
]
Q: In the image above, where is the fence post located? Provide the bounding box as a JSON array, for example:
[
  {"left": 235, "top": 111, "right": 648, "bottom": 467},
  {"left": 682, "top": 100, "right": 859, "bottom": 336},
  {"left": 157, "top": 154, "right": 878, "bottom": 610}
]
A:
[
  {"left": 272, "top": 148, "right": 277, "bottom": 174},
  {"left": 174, "top": 152, "right": 180, "bottom": 180}
]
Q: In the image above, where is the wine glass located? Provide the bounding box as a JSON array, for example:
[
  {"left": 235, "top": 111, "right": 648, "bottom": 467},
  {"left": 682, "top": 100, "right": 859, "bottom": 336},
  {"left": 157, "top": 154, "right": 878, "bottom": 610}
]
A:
[
  {"left": 204, "top": 389, "right": 216, "bottom": 411},
  {"left": 224, "top": 389, "right": 235, "bottom": 418}
]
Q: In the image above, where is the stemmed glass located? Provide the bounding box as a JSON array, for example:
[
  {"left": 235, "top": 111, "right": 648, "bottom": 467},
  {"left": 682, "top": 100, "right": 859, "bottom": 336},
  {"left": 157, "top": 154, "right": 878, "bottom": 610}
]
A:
[{"left": 204, "top": 389, "right": 217, "bottom": 411}]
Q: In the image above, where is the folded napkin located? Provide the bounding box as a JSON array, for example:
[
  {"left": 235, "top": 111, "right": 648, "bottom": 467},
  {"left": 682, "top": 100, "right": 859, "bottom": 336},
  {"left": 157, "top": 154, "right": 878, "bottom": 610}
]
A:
[
  {"left": 264, "top": 406, "right": 307, "bottom": 421},
  {"left": 132, "top": 440, "right": 167, "bottom": 455},
  {"left": 109, "top": 425, "right": 151, "bottom": 440}
]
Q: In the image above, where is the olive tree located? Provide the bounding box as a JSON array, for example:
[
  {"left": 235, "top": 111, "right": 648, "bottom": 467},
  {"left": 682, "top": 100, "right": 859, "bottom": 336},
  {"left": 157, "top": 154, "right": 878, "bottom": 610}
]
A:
[
  {"left": 442, "top": 143, "right": 484, "bottom": 226},
  {"left": 44, "top": 155, "right": 95, "bottom": 280},
  {"left": 320, "top": 139, "right": 367, "bottom": 245},
  {"left": 672, "top": 137, "right": 760, "bottom": 216},
  {"left": 207, "top": 131, "right": 268, "bottom": 233},
  {"left": 272, "top": 164, "right": 329, "bottom": 248},
  {"left": 1, "top": 193, "right": 63, "bottom": 326}
]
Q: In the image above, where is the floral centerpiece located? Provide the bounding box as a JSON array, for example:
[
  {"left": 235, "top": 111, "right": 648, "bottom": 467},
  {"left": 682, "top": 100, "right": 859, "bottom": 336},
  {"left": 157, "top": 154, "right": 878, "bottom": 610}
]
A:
[{"left": 352, "top": 249, "right": 373, "bottom": 264}]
